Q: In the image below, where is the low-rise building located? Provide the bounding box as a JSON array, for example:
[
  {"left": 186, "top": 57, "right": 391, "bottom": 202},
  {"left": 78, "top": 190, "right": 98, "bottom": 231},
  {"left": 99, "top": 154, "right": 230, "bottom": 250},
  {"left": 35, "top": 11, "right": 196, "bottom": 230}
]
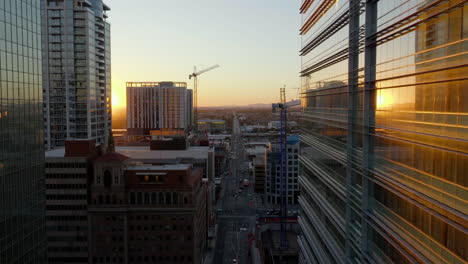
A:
[
  {"left": 116, "top": 144, "right": 217, "bottom": 233},
  {"left": 88, "top": 158, "right": 207, "bottom": 264},
  {"left": 197, "top": 119, "right": 226, "bottom": 133},
  {"left": 45, "top": 140, "right": 212, "bottom": 264},
  {"left": 267, "top": 121, "right": 298, "bottom": 129}
]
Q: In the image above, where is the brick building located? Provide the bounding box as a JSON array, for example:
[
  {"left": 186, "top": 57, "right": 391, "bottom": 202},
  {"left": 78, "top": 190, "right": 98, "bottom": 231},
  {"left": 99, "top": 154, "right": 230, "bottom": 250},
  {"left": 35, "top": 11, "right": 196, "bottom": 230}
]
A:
[{"left": 88, "top": 154, "right": 207, "bottom": 264}]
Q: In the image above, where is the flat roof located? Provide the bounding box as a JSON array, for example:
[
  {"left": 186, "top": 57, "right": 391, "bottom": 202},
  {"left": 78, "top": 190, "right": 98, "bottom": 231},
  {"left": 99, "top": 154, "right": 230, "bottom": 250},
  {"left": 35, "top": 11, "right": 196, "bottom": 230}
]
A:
[
  {"left": 198, "top": 119, "right": 225, "bottom": 123},
  {"left": 116, "top": 146, "right": 210, "bottom": 160},
  {"left": 208, "top": 134, "right": 231, "bottom": 139},
  {"left": 245, "top": 141, "right": 270, "bottom": 145},
  {"left": 46, "top": 146, "right": 211, "bottom": 160},
  {"left": 126, "top": 81, "right": 187, "bottom": 88},
  {"left": 45, "top": 148, "right": 66, "bottom": 158},
  {"left": 126, "top": 164, "right": 191, "bottom": 171}
]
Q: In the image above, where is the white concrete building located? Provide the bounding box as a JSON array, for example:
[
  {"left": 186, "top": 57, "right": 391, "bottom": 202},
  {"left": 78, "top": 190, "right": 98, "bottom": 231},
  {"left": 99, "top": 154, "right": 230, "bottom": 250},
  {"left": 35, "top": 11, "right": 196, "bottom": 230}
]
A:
[
  {"left": 42, "top": 0, "right": 112, "bottom": 150},
  {"left": 126, "top": 82, "right": 188, "bottom": 135}
]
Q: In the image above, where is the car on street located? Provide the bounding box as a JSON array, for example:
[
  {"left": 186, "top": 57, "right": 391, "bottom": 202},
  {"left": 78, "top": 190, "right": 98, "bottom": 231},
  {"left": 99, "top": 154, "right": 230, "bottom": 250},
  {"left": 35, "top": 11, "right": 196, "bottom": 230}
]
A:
[
  {"left": 238, "top": 189, "right": 243, "bottom": 193},
  {"left": 232, "top": 259, "right": 238, "bottom": 264}
]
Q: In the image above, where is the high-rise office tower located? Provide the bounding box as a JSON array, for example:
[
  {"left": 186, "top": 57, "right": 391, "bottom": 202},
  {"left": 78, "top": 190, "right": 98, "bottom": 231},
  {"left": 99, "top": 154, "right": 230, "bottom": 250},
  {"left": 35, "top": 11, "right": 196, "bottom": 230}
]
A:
[
  {"left": 298, "top": 1, "right": 467, "bottom": 263},
  {"left": 0, "top": 0, "right": 47, "bottom": 262},
  {"left": 42, "top": 0, "right": 111, "bottom": 150},
  {"left": 126, "top": 82, "right": 189, "bottom": 135}
]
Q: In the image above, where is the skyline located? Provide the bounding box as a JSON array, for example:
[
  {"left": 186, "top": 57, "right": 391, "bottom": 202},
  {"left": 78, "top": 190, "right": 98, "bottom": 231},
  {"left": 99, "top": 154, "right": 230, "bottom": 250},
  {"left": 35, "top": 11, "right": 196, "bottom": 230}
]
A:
[
  {"left": 110, "top": 0, "right": 302, "bottom": 108},
  {"left": 1, "top": 0, "right": 466, "bottom": 263}
]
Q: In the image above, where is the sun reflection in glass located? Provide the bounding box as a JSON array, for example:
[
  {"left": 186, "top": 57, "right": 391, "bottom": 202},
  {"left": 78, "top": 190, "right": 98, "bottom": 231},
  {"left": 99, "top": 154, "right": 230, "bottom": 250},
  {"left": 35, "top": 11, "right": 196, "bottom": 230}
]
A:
[{"left": 377, "top": 89, "right": 394, "bottom": 110}]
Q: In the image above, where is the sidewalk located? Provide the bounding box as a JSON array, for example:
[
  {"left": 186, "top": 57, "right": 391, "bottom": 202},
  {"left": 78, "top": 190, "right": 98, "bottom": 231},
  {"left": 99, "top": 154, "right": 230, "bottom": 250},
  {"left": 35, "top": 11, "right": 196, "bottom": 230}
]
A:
[{"left": 203, "top": 223, "right": 219, "bottom": 264}]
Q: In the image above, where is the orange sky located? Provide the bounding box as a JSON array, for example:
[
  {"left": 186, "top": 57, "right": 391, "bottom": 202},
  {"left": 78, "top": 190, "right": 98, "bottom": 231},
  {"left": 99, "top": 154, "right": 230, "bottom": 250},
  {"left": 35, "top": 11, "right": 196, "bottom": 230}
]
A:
[{"left": 109, "top": 0, "right": 301, "bottom": 109}]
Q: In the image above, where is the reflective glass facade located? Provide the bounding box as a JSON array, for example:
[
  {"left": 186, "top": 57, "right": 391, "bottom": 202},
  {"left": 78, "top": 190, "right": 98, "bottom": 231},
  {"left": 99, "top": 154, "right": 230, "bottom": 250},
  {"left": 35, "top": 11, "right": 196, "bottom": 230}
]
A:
[
  {"left": 0, "top": 0, "right": 47, "bottom": 263},
  {"left": 298, "top": 0, "right": 467, "bottom": 263}
]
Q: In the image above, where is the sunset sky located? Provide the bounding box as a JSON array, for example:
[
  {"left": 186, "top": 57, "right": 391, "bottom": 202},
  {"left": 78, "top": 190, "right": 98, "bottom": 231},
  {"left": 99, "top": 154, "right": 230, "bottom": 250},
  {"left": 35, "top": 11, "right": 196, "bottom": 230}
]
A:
[{"left": 110, "top": 0, "right": 301, "bottom": 109}]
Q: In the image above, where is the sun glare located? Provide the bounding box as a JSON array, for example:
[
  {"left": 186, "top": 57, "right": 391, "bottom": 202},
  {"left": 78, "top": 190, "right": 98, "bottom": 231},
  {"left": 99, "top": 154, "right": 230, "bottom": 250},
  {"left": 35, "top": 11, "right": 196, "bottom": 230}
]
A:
[
  {"left": 112, "top": 82, "right": 126, "bottom": 109},
  {"left": 377, "top": 90, "right": 394, "bottom": 110}
]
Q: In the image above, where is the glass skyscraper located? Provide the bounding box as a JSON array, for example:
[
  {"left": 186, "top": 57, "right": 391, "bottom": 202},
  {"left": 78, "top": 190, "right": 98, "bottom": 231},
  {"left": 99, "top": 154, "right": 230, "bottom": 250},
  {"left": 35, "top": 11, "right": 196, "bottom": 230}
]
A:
[
  {"left": 298, "top": 0, "right": 467, "bottom": 263},
  {"left": 0, "top": 0, "right": 47, "bottom": 263}
]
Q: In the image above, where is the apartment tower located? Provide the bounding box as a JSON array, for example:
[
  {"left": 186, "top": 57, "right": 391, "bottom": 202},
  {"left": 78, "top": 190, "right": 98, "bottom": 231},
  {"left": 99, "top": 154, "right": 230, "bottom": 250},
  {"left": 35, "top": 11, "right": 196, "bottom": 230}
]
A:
[
  {"left": 126, "top": 82, "right": 189, "bottom": 135},
  {"left": 298, "top": 0, "right": 467, "bottom": 263},
  {"left": 0, "top": 0, "right": 47, "bottom": 262},
  {"left": 42, "top": 0, "right": 111, "bottom": 150}
]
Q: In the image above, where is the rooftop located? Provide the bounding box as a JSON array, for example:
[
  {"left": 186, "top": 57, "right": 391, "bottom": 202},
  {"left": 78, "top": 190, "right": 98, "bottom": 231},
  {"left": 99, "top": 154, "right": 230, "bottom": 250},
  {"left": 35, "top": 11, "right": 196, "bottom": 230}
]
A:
[
  {"left": 126, "top": 81, "right": 187, "bottom": 88},
  {"left": 95, "top": 152, "right": 129, "bottom": 163},
  {"left": 197, "top": 119, "right": 225, "bottom": 123},
  {"left": 287, "top": 135, "right": 300, "bottom": 145},
  {"left": 116, "top": 146, "right": 211, "bottom": 160},
  {"left": 46, "top": 146, "right": 211, "bottom": 160},
  {"left": 45, "top": 148, "right": 66, "bottom": 158},
  {"left": 208, "top": 134, "right": 231, "bottom": 139},
  {"left": 244, "top": 141, "right": 270, "bottom": 146},
  {"left": 126, "top": 164, "right": 191, "bottom": 171}
]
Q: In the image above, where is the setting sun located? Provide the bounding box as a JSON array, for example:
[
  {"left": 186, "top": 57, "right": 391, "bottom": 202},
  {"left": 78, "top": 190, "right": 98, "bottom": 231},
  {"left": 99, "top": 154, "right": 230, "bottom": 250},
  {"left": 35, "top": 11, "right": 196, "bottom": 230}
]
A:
[{"left": 111, "top": 80, "right": 126, "bottom": 109}]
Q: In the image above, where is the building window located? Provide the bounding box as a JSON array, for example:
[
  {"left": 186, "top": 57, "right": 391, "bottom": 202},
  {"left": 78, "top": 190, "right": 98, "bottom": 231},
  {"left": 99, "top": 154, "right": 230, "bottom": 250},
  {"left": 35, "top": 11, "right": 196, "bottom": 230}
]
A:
[
  {"left": 104, "top": 170, "right": 112, "bottom": 188},
  {"left": 159, "top": 193, "right": 164, "bottom": 204},
  {"left": 166, "top": 193, "right": 171, "bottom": 204},
  {"left": 137, "top": 192, "right": 142, "bottom": 204}
]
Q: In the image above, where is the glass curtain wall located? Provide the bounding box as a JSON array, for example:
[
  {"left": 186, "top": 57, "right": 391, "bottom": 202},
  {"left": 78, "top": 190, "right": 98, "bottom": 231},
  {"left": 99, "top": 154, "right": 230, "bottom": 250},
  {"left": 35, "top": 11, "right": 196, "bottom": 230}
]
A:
[
  {"left": 0, "top": 0, "right": 47, "bottom": 263},
  {"left": 299, "top": 0, "right": 467, "bottom": 263}
]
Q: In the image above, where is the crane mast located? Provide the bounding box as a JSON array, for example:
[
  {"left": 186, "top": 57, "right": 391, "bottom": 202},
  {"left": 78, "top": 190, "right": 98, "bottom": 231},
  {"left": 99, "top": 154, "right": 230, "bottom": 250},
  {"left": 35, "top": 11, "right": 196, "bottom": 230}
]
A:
[
  {"left": 189, "top": 64, "right": 220, "bottom": 133},
  {"left": 272, "top": 86, "right": 301, "bottom": 250}
]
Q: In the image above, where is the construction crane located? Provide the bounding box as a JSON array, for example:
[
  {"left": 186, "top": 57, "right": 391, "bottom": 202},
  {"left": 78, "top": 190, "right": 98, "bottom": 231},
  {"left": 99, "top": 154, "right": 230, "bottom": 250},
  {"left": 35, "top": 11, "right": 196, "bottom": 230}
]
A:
[
  {"left": 189, "top": 64, "right": 220, "bottom": 133},
  {"left": 272, "top": 86, "right": 300, "bottom": 250},
  {"left": 291, "top": 87, "right": 301, "bottom": 100}
]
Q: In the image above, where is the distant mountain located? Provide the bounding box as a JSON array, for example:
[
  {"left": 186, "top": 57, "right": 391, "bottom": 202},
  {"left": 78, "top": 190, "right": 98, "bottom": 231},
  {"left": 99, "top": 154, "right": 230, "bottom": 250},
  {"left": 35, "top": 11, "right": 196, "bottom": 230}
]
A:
[
  {"left": 199, "top": 103, "right": 300, "bottom": 109},
  {"left": 246, "top": 103, "right": 272, "bottom": 108}
]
